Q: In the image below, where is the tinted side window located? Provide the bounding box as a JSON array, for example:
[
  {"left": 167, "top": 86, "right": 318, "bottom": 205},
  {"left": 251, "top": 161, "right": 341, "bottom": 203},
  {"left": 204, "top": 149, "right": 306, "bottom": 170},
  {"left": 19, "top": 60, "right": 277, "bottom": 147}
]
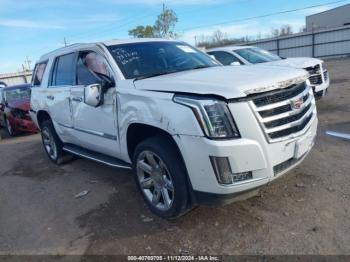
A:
[
  {"left": 76, "top": 51, "right": 113, "bottom": 86},
  {"left": 51, "top": 53, "right": 76, "bottom": 86},
  {"left": 208, "top": 51, "right": 242, "bottom": 65},
  {"left": 32, "top": 62, "right": 47, "bottom": 87}
]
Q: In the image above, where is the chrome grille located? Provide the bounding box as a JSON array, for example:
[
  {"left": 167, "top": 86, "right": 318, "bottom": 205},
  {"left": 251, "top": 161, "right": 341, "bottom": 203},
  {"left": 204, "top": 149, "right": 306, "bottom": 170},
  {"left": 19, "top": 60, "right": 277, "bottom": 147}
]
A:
[
  {"left": 250, "top": 83, "right": 316, "bottom": 143},
  {"left": 304, "top": 64, "right": 324, "bottom": 86},
  {"left": 323, "top": 70, "right": 328, "bottom": 81},
  {"left": 309, "top": 74, "right": 323, "bottom": 85}
]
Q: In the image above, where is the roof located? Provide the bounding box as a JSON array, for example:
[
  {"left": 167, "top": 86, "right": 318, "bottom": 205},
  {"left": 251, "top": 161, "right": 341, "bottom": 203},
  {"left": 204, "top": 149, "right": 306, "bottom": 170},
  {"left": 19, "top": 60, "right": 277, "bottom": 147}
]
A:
[
  {"left": 103, "top": 38, "right": 176, "bottom": 46},
  {"left": 207, "top": 45, "right": 254, "bottom": 52},
  {"left": 38, "top": 38, "right": 180, "bottom": 61}
]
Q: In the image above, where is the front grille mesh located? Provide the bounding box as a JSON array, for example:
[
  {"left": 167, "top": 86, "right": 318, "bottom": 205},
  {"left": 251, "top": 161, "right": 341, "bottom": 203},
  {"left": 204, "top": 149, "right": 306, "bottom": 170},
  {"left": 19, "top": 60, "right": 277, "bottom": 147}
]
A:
[
  {"left": 309, "top": 74, "right": 323, "bottom": 85},
  {"left": 304, "top": 64, "right": 326, "bottom": 86},
  {"left": 265, "top": 103, "right": 311, "bottom": 129},
  {"left": 252, "top": 84, "right": 306, "bottom": 107},
  {"left": 250, "top": 82, "right": 315, "bottom": 143},
  {"left": 269, "top": 113, "right": 313, "bottom": 139},
  {"left": 259, "top": 104, "right": 291, "bottom": 118}
]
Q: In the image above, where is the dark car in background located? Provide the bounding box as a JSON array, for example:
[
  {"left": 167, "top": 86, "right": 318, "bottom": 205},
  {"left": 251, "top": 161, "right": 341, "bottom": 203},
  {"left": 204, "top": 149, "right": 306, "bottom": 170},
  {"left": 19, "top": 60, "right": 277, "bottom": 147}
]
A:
[{"left": 0, "top": 84, "right": 38, "bottom": 136}]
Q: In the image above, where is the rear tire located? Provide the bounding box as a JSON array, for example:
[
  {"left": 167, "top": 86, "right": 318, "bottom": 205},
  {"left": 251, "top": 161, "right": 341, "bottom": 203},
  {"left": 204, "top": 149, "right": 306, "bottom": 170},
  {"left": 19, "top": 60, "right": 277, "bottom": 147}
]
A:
[
  {"left": 40, "top": 120, "right": 71, "bottom": 164},
  {"left": 133, "top": 136, "right": 191, "bottom": 219}
]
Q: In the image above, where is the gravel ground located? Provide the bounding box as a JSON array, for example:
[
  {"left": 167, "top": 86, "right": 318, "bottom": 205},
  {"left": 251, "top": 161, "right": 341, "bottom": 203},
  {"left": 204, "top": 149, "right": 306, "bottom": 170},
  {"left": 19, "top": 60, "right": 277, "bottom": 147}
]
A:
[{"left": 0, "top": 58, "right": 349, "bottom": 256}]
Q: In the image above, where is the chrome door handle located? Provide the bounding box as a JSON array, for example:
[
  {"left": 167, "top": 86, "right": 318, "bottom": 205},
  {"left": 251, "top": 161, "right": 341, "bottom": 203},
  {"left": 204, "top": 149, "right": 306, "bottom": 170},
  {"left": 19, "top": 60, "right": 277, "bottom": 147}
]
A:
[
  {"left": 72, "top": 97, "right": 83, "bottom": 102},
  {"left": 47, "top": 95, "right": 54, "bottom": 100}
]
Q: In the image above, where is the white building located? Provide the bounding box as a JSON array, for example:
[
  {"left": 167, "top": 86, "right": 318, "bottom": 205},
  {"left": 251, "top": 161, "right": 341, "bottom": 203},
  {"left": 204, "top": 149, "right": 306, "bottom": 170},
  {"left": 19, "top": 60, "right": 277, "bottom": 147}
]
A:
[{"left": 306, "top": 4, "right": 350, "bottom": 31}]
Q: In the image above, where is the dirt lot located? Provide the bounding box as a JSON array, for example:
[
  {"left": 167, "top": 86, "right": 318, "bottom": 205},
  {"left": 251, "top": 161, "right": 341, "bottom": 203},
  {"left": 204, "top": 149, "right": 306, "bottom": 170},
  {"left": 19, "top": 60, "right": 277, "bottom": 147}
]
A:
[{"left": 0, "top": 58, "right": 350, "bottom": 256}]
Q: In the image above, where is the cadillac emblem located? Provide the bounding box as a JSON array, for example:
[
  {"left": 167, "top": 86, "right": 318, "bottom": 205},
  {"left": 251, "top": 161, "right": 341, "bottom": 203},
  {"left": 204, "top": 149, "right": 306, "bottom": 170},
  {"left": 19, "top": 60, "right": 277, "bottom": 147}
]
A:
[{"left": 291, "top": 97, "right": 304, "bottom": 110}]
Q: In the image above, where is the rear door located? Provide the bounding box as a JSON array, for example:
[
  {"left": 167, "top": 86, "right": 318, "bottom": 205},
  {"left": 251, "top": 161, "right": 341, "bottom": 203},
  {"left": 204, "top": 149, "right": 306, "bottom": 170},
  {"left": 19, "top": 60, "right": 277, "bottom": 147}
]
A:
[
  {"left": 47, "top": 53, "right": 77, "bottom": 141},
  {"left": 70, "top": 49, "right": 120, "bottom": 157}
]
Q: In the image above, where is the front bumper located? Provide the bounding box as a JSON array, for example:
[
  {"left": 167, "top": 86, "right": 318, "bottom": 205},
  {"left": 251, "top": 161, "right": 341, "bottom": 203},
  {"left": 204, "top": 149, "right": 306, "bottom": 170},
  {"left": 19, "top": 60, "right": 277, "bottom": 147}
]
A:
[
  {"left": 312, "top": 71, "right": 330, "bottom": 98},
  {"left": 174, "top": 115, "right": 317, "bottom": 197},
  {"left": 11, "top": 117, "right": 39, "bottom": 133}
]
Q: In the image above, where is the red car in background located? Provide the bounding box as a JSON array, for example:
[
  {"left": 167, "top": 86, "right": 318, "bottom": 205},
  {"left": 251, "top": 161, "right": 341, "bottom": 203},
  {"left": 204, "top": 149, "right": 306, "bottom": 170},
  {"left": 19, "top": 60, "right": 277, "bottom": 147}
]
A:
[{"left": 0, "top": 84, "right": 38, "bottom": 136}]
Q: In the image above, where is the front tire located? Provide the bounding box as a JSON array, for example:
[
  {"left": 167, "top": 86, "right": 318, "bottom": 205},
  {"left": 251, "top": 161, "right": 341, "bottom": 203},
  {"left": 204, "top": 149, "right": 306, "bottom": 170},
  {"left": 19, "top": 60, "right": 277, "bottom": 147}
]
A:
[
  {"left": 41, "top": 120, "right": 68, "bottom": 164},
  {"left": 5, "top": 117, "right": 15, "bottom": 136},
  {"left": 133, "top": 136, "right": 190, "bottom": 219}
]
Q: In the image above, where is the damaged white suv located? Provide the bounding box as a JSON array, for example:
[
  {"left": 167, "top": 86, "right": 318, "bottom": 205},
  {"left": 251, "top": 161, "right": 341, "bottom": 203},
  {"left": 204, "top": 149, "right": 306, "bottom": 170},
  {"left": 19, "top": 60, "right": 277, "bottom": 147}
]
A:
[{"left": 30, "top": 39, "right": 317, "bottom": 218}]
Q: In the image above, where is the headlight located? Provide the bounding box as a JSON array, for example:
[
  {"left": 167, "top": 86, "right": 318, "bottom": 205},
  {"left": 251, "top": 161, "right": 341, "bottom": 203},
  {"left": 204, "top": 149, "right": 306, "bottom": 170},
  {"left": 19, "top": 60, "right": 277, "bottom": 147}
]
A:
[{"left": 173, "top": 95, "right": 240, "bottom": 139}]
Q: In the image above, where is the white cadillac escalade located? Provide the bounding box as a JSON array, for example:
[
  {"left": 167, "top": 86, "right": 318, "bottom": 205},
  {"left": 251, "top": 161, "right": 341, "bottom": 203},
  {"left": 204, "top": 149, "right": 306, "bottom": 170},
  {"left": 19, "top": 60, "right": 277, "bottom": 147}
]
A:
[{"left": 30, "top": 39, "right": 317, "bottom": 218}]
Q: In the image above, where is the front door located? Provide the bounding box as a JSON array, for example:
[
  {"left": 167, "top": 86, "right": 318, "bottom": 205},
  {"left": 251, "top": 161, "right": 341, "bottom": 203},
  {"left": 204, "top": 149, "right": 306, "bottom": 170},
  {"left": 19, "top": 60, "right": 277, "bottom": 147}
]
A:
[{"left": 70, "top": 50, "right": 120, "bottom": 158}]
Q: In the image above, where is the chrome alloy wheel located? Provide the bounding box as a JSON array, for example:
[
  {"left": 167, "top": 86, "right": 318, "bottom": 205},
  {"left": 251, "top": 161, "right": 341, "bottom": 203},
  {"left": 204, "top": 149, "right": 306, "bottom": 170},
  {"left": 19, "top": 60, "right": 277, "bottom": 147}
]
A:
[
  {"left": 137, "top": 151, "right": 175, "bottom": 211},
  {"left": 42, "top": 127, "right": 58, "bottom": 160}
]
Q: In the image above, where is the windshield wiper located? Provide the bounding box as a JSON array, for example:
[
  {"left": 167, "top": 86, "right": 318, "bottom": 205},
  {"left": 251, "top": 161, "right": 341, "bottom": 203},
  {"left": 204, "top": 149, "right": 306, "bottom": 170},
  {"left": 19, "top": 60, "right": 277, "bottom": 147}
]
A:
[
  {"left": 134, "top": 71, "right": 176, "bottom": 81},
  {"left": 134, "top": 66, "right": 213, "bottom": 81},
  {"left": 190, "top": 65, "right": 212, "bottom": 70}
]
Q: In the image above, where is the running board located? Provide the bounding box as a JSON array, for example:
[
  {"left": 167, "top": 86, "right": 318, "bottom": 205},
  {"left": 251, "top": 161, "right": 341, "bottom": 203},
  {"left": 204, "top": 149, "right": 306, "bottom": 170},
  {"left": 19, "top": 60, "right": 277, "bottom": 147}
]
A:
[{"left": 63, "top": 144, "right": 132, "bottom": 169}]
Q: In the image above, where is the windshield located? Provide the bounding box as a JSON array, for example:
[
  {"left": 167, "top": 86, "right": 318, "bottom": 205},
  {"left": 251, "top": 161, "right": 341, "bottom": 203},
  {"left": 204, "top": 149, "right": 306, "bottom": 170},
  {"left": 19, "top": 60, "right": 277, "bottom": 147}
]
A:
[
  {"left": 107, "top": 41, "right": 219, "bottom": 79},
  {"left": 4, "top": 87, "right": 30, "bottom": 102},
  {"left": 235, "top": 47, "right": 282, "bottom": 64}
]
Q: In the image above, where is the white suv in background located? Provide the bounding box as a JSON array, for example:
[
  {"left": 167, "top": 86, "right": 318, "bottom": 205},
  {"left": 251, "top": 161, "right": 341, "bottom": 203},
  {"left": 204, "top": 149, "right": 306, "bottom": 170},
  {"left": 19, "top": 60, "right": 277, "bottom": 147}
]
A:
[
  {"left": 30, "top": 39, "right": 317, "bottom": 218},
  {"left": 207, "top": 46, "right": 330, "bottom": 99}
]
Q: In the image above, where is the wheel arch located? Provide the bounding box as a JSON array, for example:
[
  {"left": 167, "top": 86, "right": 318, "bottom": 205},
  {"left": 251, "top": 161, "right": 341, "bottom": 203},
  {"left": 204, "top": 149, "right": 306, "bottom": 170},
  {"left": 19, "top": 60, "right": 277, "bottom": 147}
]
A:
[
  {"left": 126, "top": 122, "right": 196, "bottom": 207},
  {"left": 36, "top": 110, "right": 52, "bottom": 129},
  {"left": 126, "top": 123, "right": 178, "bottom": 161}
]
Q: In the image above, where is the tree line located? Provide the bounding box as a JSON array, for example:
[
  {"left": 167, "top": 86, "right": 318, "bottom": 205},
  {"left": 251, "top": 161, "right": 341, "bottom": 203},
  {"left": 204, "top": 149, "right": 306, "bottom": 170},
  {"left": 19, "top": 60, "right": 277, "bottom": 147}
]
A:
[{"left": 128, "top": 6, "right": 304, "bottom": 49}]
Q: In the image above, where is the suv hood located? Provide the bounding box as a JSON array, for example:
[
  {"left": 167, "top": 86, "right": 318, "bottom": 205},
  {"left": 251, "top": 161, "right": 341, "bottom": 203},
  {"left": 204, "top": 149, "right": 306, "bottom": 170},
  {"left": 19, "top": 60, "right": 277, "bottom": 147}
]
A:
[
  {"left": 262, "top": 57, "right": 323, "bottom": 69},
  {"left": 133, "top": 65, "right": 309, "bottom": 99}
]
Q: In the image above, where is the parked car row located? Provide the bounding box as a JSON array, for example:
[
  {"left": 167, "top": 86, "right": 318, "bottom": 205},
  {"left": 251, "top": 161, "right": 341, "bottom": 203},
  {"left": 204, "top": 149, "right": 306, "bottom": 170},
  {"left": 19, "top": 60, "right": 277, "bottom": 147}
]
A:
[
  {"left": 28, "top": 39, "right": 320, "bottom": 218},
  {"left": 206, "top": 46, "right": 330, "bottom": 99}
]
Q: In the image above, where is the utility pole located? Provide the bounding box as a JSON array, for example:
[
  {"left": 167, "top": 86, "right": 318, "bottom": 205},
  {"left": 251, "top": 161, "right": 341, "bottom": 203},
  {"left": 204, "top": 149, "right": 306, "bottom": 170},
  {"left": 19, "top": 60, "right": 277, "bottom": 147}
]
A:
[{"left": 23, "top": 56, "right": 32, "bottom": 71}]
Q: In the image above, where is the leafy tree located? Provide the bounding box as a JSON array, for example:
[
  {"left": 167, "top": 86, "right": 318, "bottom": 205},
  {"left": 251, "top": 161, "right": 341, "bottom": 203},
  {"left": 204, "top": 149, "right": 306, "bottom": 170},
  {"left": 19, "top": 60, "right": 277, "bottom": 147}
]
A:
[
  {"left": 128, "top": 5, "right": 178, "bottom": 38},
  {"left": 128, "top": 25, "right": 156, "bottom": 38},
  {"left": 153, "top": 7, "right": 178, "bottom": 38}
]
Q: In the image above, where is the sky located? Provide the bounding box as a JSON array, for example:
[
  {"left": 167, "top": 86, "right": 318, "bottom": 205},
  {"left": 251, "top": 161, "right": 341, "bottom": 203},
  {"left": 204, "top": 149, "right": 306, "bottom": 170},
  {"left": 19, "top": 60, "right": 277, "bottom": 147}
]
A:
[{"left": 0, "top": 0, "right": 349, "bottom": 73}]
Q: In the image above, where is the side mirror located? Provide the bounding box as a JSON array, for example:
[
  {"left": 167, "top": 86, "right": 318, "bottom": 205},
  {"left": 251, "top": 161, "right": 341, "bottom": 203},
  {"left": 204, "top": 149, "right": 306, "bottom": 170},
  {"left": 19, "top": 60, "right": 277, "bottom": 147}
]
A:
[
  {"left": 231, "top": 61, "right": 241, "bottom": 66},
  {"left": 84, "top": 84, "right": 103, "bottom": 107},
  {"left": 97, "top": 74, "right": 114, "bottom": 91}
]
